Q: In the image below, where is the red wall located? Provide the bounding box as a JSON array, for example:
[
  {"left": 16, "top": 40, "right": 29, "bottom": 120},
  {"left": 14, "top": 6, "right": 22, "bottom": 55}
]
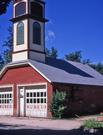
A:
[
  {"left": 0, "top": 65, "right": 53, "bottom": 117},
  {"left": 54, "top": 84, "right": 103, "bottom": 117}
]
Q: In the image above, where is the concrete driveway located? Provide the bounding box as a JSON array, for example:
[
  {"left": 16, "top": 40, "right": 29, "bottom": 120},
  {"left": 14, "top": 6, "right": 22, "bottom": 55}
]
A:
[
  {"left": 0, "top": 116, "right": 82, "bottom": 130},
  {"left": 0, "top": 116, "right": 101, "bottom": 135}
]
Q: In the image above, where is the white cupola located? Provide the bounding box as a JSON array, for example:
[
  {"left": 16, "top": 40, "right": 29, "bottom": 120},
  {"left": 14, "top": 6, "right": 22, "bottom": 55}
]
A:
[{"left": 11, "top": 0, "right": 48, "bottom": 63}]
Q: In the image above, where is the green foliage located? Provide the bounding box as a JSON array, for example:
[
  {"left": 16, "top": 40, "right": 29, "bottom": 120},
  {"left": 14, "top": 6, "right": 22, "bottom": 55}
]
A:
[
  {"left": 82, "top": 59, "right": 91, "bottom": 64},
  {"left": 65, "top": 51, "right": 82, "bottom": 62},
  {"left": 0, "top": 26, "right": 12, "bottom": 71},
  {"left": 3, "top": 26, "right": 13, "bottom": 64},
  {"left": 45, "top": 47, "right": 58, "bottom": 59},
  {"left": 65, "top": 50, "right": 103, "bottom": 75},
  {"left": 0, "top": 0, "right": 11, "bottom": 15},
  {"left": 83, "top": 119, "right": 103, "bottom": 129},
  {"left": 65, "top": 51, "right": 91, "bottom": 64},
  {"left": 51, "top": 90, "right": 66, "bottom": 119},
  {"left": 90, "top": 63, "right": 103, "bottom": 75},
  {"left": 0, "top": 55, "right": 4, "bottom": 70}
]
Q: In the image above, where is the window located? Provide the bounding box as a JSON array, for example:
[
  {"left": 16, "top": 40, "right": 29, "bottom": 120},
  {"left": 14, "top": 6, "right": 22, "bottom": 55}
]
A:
[
  {"left": 26, "top": 90, "right": 47, "bottom": 106},
  {"left": 15, "top": 2, "right": 26, "bottom": 17},
  {"left": 37, "top": 92, "right": 39, "bottom": 97},
  {"left": 33, "top": 92, "right": 36, "bottom": 97},
  {"left": 27, "top": 99, "right": 29, "bottom": 103},
  {"left": 27, "top": 93, "right": 29, "bottom": 97},
  {"left": 30, "top": 99, "right": 32, "bottom": 103},
  {"left": 41, "top": 98, "right": 43, "bottom": 103},
  {"left": 33, "top": 99, "right": 36, "bottom": 103},
  {"left": 37, "top": 99, "right": 40, "bottom": 103},
  {"left": 0, "top": 92, "right": 12, "bottom": 105},
  {"left": 31, "top": 2, "right": 43, "bottom": 18},
  {"left": 30, "top": 93, "right": 32, "bottom": 97},
  {"left": 41, "top": 92, "right": 43, "bottom": 97},
  {"left": 17, "top": 22, "right": 24, "bottom": 45},
  {"left": 33, "top": 22, "right": 41, "bottom": 45}
]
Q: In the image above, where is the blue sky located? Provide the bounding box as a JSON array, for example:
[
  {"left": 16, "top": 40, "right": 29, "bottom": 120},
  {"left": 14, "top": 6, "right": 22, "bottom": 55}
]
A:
[{"left": 0, "top": 0, "right": 103, "bottom": 63}]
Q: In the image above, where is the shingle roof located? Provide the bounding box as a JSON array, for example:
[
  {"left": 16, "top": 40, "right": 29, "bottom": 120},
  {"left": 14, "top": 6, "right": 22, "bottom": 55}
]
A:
[
  {"left": 29, "top": 58, "right": 103, "bottom": 86},
  {"left": 1, "top": 58, "right": 103, "bottom": 86}
]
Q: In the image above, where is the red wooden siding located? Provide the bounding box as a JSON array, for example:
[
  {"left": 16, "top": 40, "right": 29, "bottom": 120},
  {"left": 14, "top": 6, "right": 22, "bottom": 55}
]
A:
[{"left": 0, "top": 65, "right": 53, "bottom": 117}]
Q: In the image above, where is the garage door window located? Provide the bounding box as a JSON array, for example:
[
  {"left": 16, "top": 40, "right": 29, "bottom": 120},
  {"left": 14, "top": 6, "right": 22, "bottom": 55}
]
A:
[
  {"left": 26, "top": 91, "right": 47, "bottom": 104},
  {"left": 0, "top": 93, "right": 12, "bottom": 104}
]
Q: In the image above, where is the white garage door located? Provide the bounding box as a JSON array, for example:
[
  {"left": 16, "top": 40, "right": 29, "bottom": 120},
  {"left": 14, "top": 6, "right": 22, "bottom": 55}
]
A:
[
  {"left": 0, "top": 88, "right": 13, "bottom": 116},
  {"left": 26, "top": 86, "right": 47, "bottom": 117}
]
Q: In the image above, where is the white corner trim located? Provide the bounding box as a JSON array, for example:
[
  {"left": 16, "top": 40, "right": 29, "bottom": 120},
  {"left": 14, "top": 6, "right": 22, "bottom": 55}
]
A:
[
  {"left": 0, "top": 84, "right": 14, "bottom": 88},
  {"left": 28, "top": 62, "right": 51, "bottom": 83},
  {"left": 17, "top": 82, "right": 47, "bottom": 88}
]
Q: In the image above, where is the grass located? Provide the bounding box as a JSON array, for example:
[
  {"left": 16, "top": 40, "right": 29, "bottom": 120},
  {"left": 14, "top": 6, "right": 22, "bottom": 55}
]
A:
[{"left": 83, "top": 119, "right": 103, "bottom": 129}]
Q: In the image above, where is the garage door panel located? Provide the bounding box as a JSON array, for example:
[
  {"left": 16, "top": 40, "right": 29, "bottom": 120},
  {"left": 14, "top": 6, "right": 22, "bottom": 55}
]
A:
[
  {"left": 26, "top": 88, "right": 47, "bottom": 117},
  {"left": 0, "top": 90, "right": 13, "bottom": 116}
]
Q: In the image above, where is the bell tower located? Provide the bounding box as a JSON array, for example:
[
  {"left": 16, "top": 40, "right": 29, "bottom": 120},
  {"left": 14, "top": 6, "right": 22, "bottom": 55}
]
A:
[{"left": 11, "top": 0, "right": 47, "bottom": 62}]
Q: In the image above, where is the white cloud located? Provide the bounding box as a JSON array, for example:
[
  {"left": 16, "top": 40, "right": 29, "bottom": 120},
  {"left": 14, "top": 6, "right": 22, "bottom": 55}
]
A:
[
  {"left": 46, "top": 30, "right": 56, "bottom": 42},
  {"left": 48, "top": 30, "right": 56, "bottom": 39},
  {"left": 45, "top": 19, "right": 56, "bottom": 43}
]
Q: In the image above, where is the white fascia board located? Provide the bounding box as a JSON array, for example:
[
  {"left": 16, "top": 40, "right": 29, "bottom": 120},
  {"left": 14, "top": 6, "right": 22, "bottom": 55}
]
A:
[
  {"left": 0, "top": 65, "right": 8, "bottom": 79},
  {"left": 0, "top": 61, "right": 28, "bottom": 79}
]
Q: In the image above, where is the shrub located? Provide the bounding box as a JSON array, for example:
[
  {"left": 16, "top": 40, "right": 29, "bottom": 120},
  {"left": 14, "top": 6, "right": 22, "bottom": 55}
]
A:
[
  {"left": 83, "top": 119, "right": 103, "bottom": 129},
  {"left": 51, "top": 90, "right": 66, "bottom": 119}
]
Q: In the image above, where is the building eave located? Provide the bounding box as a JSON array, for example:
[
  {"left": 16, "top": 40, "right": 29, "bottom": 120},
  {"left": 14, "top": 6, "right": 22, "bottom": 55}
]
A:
[
  {"left": 28, "top": 61, "right": 51, "bottom": 83},
  {"left": 10, "top": 14, "right": 48, "bottom": 23},
  {"left": 52, "top": 81, "right": 103, "bottom": 87}
]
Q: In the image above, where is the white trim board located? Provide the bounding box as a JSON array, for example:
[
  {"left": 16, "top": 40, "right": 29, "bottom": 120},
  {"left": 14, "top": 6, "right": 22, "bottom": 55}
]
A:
[
  {"left": 17, "top": 83, "right": 47, "bottom": 88},
  {"left": 0, "top": 85, "right": 14, "bottom": 88},
  {"left": 28, "top": 62, "right": 51, "bottom": 83}
]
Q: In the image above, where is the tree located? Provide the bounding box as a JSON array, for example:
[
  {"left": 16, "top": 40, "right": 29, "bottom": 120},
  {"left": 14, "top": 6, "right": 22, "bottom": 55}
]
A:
[
  {"left": 65, "top": 51, "right": 91, "bottom": 64},
  {"left": 91, "top": 63, "right": 103, "bottom": 75},
  {"left": 65, "top": 51, "right": 82, "bottom": 62},
  {"left": 82, "top": 59, "right": 91, "bottom": 64},
  {"left": 0, "top": 55, "right": 4, "bottom": 70},
  {"left": 45, "top": 48, "right": 50, "bottom": 57},
  {"left": 2, "top": 26, "right": 13, "bottom": 64},
  {"left": 0, "top": 0, "right": 11, "bottom": 15},
  {"left": 45, "top": 47, "right": 58, "bottom": 59},
  {"left": 65, "top": 50, "right": 103, "bottom": 75},
  {"left": 0, "top": 26, "right": 12, "bottom": 71}
]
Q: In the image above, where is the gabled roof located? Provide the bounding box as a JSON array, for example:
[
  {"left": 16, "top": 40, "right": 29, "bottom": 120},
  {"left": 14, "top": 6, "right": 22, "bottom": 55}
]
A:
[{"left": 0, "top": 58, "right": 103, "bottom": 86}]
